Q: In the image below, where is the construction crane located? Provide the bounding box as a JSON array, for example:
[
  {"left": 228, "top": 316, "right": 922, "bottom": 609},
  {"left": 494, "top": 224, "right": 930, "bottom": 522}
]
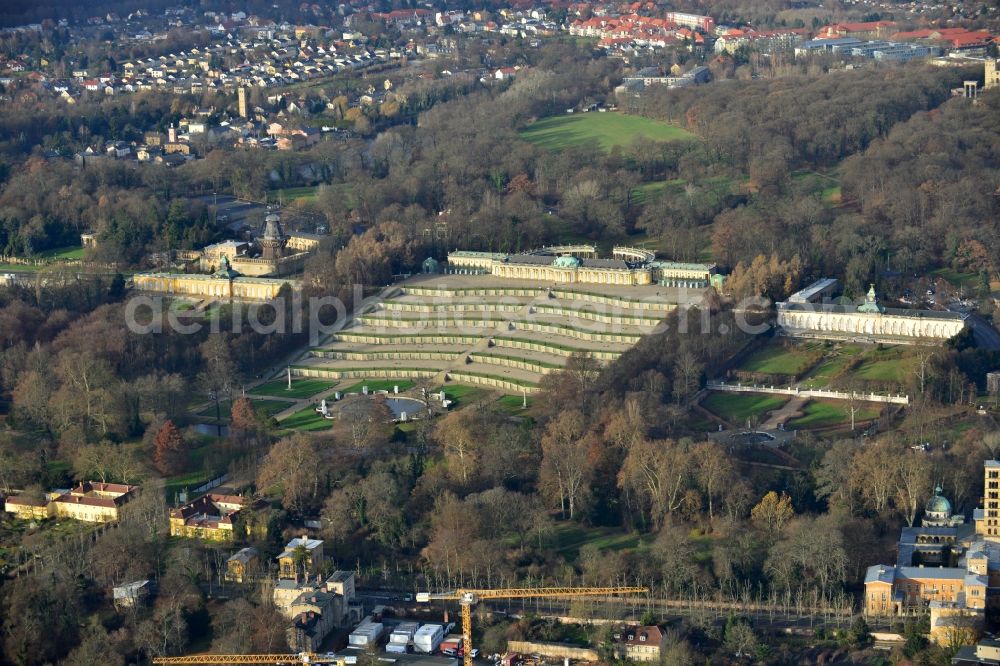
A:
[
  {"left": 417, "top": 586, "right": 648, "bottom": 666},
  {"left": 151, "top": 653, "right": 342, "bottom": 665}
]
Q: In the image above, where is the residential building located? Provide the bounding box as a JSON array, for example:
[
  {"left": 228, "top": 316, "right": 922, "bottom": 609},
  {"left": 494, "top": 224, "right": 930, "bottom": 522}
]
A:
[
  {"left": 277, "top": 536, "right": 325, "bottom": 579},
  {"left": 226, "top": 547, "right": 260, "bottom": 583},
  {"left": 611, "top": 625, "right": 667, "bottom": 662},
  {"left": 4, "top": 494, "right": 53, "bottom": 520},
  {"left": 4, "top": 482, "right": 138, "bottom": 523},
  {"left": 169, "top": 492, "right": 261, "bottom": 541},
  {"left": 274, "top": 570, "right": 361, "bottom": 652},
  {"left": 51, "top": 482, "right": 138, "bottom": 522},
  {"left": 953, "top": 637, "right": 1000, "bottom": 664}
]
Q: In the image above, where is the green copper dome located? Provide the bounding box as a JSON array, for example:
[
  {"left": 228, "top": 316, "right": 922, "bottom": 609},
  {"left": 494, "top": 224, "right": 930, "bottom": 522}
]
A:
[
  {"left": 926, "top": 486, "right": 951, "bottom": 516},
  {"left": 553, "top": 255, "right": 581, "bottom": 268}
]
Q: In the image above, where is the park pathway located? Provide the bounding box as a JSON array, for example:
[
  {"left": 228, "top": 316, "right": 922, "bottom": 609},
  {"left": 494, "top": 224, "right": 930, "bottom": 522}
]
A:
[{"left": 761, "top": 395, "right": 807, "bottom": 430}]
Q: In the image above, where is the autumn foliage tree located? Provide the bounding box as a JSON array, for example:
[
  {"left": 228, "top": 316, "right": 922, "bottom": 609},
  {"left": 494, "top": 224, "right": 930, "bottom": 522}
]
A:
[
  {"left": 230, "top": 396, "right": 257, "bottom": 433},
  {"left": 153, "top": 420, "right": 186, "bottom": 476}
]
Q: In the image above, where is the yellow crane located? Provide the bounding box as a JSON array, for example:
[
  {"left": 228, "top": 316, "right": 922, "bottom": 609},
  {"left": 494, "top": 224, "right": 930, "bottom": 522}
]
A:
[
  {"left": 150, "top": 587, "right": 647, "bottom": 666},
  {"left": 416, "top": 586, "right": 648, "bottom": 666},
  {"left": 151, "top": 654, "right": 341, "bottom": 664}
]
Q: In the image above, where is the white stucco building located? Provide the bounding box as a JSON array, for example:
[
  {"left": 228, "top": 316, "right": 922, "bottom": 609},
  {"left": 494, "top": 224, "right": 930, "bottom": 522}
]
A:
[{"left": 777, "top": 284, "right": 965, "bottom": 345}]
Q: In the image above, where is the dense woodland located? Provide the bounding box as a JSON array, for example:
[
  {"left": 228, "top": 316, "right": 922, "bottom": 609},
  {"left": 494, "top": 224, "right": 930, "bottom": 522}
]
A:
[{"left": 0, "top": 21, "right": 998, "bottom": 666}]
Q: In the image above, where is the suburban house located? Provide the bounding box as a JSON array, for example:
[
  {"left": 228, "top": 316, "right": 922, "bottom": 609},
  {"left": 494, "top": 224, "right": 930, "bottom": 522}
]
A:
[
  {"left": 277, "top": 536, "right": 325, "bottom": 579},
  {"left": 611, "top": 625, "right": 667, "bottom": 662},
  {"left": 225, "top": 547, "right": 260, "bottom": 583}
]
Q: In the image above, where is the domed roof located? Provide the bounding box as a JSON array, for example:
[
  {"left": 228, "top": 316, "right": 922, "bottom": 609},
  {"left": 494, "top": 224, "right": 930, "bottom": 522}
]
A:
[
  {"left": 926, "top": 486, "right": 952, "bottom": 516},
  {"left": 553, "top": 255, "right": 581, "bottom": 268}
]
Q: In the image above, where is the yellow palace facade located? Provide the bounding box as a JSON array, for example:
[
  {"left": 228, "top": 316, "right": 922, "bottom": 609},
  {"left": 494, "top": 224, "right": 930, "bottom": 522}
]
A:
[{"left": 132, "top": 256, "right": 300, "bottom": 301}]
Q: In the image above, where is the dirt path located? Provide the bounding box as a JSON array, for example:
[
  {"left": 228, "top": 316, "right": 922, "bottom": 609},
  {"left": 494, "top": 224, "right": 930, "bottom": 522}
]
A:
[{"left": 761, "top": 395, "right": 808, "bottom": 429}]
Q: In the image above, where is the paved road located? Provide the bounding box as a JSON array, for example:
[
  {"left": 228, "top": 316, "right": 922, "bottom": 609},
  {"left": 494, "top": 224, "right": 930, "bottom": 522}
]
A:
[{"left": 960, "top": 311, "right": 1000, "bottom": 350}]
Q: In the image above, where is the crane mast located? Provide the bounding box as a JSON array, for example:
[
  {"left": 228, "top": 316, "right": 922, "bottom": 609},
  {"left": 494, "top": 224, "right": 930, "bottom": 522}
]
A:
[
  {"left": 418, "top": 586, "right": 648, "bottom": 666},
  {"left": 152, "top": 586, "right": 647, "bottom": 666}
]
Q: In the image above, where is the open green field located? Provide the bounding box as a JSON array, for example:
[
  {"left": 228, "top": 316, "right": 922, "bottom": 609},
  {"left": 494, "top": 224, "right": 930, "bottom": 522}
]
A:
[
  {"left": 0, "top": 263, "right": 39, "bottom": 272},
  {"left": 701, "top": 392, "right": 788, "bottom": 423},
  {"left": 929, "top": 267, "right": 978, "bottom": 288},
  {"left": 252, "top": 378, "right": 336, "bottom": 399},
  {"left": 35, "top": 245, "right": 85, "bottom": 260},
  {"left": 273, "top": 186, "right": 319, "bottom": 204},
  {"left": 788, "top": 400, "right": 880, "bottom": 430},
  {"left": 791, "top": 170, "right": 842, "bottom": 204},
  {"left": 521, "top": 113, "right": 695, "bottom": 152},
  {"left": 738, "top": 342, "right": 819, "bottom": 376},
  {"left": 196, "top": 398, "right": 292, "bottom": 420},
  {"left": 279, "top": 405, "right": 334, "bottom": 432},
  {"left": 551, "top": 523, "right": 642, "bottom": 562},
  {"left": 631, "top": 176, "right": 733, "bottom": 206},
  {"left": 342, "top": 379, "right": 416, "bottom": 394}
]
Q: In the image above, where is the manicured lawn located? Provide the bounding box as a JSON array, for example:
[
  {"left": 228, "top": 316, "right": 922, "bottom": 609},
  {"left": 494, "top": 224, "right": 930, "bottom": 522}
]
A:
[
  {"left": 342, "top": 379, "right": 416, "bottom": 394},
  {"left": 855, "top": 352, "right": 917, "bottom": 384},
  {"left": 35, "top": 245, "right": 85, "bottom": 260},
  {"left": 738, "top": 343, "right": 818, "bottom": 376},
  {"left": 197, "top": 398, "right": 293, "bottom": 420},
  {"left": 701, "top": 392, "right": 789, "bottom": 423},
  {"left": 798, "top": 344, "right": 863, "bottom": 388},
  {"left": 787, "top": 400, "right": 880, "bottom": 430},
  {"left": 279, "top": 405, "right": 334, "bottom": 432},
  {"left": 521, "top": 113, "right": 695, "bottom": 152},
  {"left": 497, "top": 394, "right": 531, "bottom": 412},
  {"left": 551, "top": 523, "right": 642, "bottom": 562},
  {"left": 432, "top": 384, "right": 488, "bottom": 405},
  {"left": 251, "top": 378, "right": 335, "bottom": 399}
]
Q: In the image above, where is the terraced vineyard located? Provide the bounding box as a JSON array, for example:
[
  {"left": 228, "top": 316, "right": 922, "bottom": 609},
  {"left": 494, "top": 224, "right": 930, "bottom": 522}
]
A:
[{"left": 293, "top": 274, "right": 698, "bottom": 393}]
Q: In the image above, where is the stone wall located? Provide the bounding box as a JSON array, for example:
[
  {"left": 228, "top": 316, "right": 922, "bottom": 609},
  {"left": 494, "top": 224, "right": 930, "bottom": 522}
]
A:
[
  {"left": 493, "top": 338, "right": 621, "bottom": 361},
  {"left": 507, "top": 641, "right": 599, "bottom": 661}
]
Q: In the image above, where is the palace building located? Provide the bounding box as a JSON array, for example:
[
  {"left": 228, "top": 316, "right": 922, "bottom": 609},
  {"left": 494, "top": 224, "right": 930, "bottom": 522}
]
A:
[
  {"left": 864, "top": 463, "right": 1000, "bottom": 643},
  {"left": 443, "top": 245, "right": 722, "bottom": 289},
  {"left": 777, "top": 282, "right": 966, "bottom": 345},
  {"left": 132, "top": 212, "right": 312, "bottom": 301},
  {"left": 133, "top": 256, "right": 299, "bottom": 301}
]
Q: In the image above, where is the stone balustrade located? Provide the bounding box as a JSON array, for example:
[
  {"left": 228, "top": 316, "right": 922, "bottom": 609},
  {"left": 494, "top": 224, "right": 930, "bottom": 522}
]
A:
[{"left": 706, "top": 380, "right": 909, "bottom": 405}]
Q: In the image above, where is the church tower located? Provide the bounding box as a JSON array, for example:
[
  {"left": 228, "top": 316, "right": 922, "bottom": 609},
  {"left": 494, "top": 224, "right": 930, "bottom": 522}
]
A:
[{"left": 238, "top": 87, "right": 248, "bottom": 118}]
